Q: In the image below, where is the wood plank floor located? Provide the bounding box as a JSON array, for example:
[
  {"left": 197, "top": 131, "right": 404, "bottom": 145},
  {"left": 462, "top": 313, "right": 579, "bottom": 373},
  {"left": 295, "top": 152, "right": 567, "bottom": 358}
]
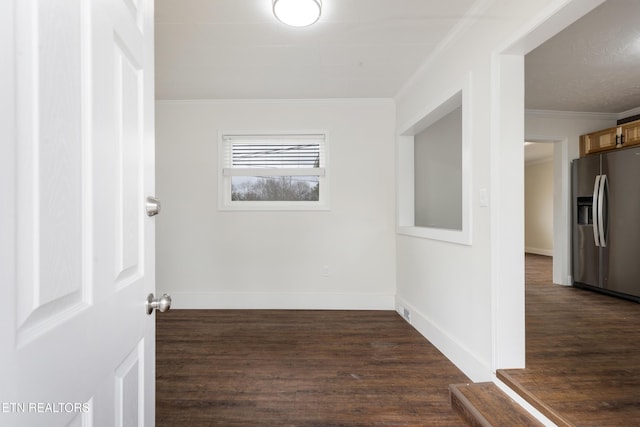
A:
[
  {"left": 157, "top": 254, "right": 640, "bottom": 425},
  {"left": 156, "top": 310, "right": 470, "bottom": 426},
  {"left": 501, "top": 254, "right": 640, "bottom": 426}
]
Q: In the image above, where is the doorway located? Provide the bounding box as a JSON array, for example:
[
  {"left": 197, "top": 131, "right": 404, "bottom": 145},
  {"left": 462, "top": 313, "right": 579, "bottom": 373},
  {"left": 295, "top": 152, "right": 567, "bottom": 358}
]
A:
[
  {"left": 524, "top": 141, "right": 554, "bottom": 259},
  {"left": 524, "top": 141, "right": 556, "bottom": 289}
]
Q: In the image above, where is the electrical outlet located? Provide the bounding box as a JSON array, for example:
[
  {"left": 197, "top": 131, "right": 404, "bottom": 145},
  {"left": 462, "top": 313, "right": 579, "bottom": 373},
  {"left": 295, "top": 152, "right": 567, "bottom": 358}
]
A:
[{"left": 479, "top": 188, "right": 489, "bottom": 207}]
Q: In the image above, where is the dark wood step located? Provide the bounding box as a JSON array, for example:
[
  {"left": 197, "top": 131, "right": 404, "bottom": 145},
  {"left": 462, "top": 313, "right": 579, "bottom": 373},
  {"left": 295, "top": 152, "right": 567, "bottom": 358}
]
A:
[{"left": 450, "top": 382, "right": 543, "bottom": 427}]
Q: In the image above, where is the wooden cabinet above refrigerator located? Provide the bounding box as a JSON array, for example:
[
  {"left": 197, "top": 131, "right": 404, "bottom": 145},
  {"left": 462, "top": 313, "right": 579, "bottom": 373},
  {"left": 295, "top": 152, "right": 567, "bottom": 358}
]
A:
[{"left": 580, "top": 119, "right": 640, "bottom": 157}]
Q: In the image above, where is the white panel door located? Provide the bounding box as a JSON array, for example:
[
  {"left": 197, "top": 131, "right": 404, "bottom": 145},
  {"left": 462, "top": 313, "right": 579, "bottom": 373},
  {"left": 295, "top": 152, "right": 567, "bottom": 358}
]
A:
[{"left": 1, "top": 0, "right": 158, "bottom": 425}]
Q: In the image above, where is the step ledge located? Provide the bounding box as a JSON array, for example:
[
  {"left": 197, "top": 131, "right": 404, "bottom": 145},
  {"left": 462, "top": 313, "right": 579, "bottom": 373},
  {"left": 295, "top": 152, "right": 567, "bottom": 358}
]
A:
[
  {"left": 450, "top": 383, "right": 493, "bottom": 427},
  {"left": 450, "top": 382, "right": 544, "bottom": 427},
  {"left": 497, "top": 369, "right": 575, "bottom": 427}
]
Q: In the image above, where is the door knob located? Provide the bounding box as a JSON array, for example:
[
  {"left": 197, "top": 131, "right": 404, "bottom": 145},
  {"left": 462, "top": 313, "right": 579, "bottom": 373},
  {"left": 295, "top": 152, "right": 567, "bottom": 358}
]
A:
[
  {"left": 146, "top": 196, "right": 161, "bottom": 217},
  {"left": 146, "top": 293, "right": 171, "bottom": 315}
]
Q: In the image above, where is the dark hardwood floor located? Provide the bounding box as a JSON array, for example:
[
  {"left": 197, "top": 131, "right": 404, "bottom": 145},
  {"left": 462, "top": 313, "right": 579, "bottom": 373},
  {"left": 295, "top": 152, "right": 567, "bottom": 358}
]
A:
[
  {"left": 156, "top": 310, "right": 470, "bottom": 426},
  {"left": 157, "top": 254, "right": 640, "bottom": 426},
  {"left": 501, "top": 254, "right": 640, "bottom": 426}
]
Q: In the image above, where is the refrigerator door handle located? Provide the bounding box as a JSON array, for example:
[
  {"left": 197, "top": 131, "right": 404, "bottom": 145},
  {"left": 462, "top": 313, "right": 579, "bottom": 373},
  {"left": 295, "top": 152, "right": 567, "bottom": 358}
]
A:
[
  {"left": 598, "top": 174, "right": 608, "bottom": 247},
  {"left": 593, "top": 174, "right": 601, "bottom": 247}
]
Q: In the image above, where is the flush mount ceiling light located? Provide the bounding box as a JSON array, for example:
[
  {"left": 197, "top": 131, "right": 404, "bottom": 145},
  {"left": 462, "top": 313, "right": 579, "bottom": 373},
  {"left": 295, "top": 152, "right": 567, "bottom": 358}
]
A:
[{"left": 273, "top": 0, "right": 321, "bottom": 27}]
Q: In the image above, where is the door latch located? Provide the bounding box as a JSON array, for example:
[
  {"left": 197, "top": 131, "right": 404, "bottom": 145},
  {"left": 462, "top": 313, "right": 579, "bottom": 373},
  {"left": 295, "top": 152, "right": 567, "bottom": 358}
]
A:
[{"left": 146, "top": 196, "right": 161, "bottom": 217}]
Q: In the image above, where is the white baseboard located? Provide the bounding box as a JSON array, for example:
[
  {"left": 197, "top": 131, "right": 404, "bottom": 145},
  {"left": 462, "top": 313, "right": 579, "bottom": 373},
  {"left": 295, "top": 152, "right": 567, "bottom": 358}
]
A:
[
  {"left": 525, "top": 247, "right": 553, "bottom": 257},
  {"left": 164, "top": 291, "right": 396, "bottom": 310},
  {"left": 396, "top": 296, "right": 491, "bottom": 383}
]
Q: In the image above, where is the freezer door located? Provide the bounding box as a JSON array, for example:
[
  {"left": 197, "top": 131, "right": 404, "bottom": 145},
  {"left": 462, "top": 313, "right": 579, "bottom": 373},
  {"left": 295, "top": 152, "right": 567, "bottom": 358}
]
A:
[
  {"left": 572, "top": 156, "right": 601, "bottom": 288},
  {"left": 601, "top": 147, "right": 640, "bottom": 297}
]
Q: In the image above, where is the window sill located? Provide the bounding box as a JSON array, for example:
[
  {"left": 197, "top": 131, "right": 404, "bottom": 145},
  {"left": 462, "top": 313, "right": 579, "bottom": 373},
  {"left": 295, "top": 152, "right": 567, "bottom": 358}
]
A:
[
  {"left": 396, "top": 225, "right": 471, "bottom": 246},
  {"left": 219, "top": 201, "right": 330, "bottom": 212}
]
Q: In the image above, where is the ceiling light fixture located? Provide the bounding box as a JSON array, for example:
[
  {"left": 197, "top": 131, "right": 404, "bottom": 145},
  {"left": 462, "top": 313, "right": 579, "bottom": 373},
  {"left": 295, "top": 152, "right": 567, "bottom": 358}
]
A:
[{"left": 273, "top": 0, "right": 321, "bottom": 27}]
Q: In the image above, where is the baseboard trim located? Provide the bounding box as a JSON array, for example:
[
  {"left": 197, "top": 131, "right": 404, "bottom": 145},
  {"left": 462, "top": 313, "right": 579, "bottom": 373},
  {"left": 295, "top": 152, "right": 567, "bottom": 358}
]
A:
[
  {"left": 165, "top": 291, "right": 396, "bottom": 310},
  {"left": 396, "top": 296, "right": 491, "bottom": 382},
  {"left": 525, "top": 247, "right": 553, "bottom": 257}
]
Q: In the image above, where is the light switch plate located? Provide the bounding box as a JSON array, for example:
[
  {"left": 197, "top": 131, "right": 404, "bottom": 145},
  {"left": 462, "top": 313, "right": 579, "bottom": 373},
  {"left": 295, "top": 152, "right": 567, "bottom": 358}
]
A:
[{"left": 479, "top": 188, "right": 489, "bottom": 207}]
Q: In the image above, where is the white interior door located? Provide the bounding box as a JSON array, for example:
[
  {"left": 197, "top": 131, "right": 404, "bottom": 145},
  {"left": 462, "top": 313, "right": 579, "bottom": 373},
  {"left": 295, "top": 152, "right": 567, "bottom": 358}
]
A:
[{"left": 1, "top": 0, "right": 158, "bottom": 425}]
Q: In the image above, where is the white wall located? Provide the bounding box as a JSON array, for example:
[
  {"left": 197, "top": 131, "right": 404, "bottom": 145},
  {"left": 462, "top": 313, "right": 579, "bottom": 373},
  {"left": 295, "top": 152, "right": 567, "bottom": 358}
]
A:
[
  {"left": 525, "top": 110, "right": 616, "bottom": 284},
  {"left": 156, "top": 99, "right": 397, "bottom": 309},
  {"left": 393, "top": 0, "right": 602, "bottom": 382},
  {"left": 525, "top": 159, "right": 554, "bottom": 255}
]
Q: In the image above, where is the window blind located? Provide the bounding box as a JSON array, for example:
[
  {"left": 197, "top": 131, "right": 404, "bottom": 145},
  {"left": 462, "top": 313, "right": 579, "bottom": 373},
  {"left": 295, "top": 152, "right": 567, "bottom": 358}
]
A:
[{"left": 222, "top": 134, "right": 326, "bottom": 176}]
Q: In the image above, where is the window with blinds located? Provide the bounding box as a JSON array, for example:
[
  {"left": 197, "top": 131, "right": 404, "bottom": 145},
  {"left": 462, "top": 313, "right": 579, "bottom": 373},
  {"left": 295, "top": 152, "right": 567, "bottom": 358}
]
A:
[{"left": 219, "top": 133, "right": 329, "bottom": 210}]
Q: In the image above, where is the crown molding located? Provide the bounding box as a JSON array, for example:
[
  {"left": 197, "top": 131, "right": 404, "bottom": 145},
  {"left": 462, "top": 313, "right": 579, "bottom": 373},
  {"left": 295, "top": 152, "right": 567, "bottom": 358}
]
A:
[
  {"left": 155, "top": 98, "right": 395, "bottom": 105},
  {"left": 618, "top": 106, "right": 640, "bottom": 120},
  {"left": 525, "top": 109, "right": 618, "bottom": 121}
]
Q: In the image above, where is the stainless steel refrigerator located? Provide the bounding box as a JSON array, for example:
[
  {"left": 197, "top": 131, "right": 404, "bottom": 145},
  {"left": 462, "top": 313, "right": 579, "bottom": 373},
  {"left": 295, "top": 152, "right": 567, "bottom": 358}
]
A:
[{"left": 572, "top": 146, "right": 640, "bottom": 301}]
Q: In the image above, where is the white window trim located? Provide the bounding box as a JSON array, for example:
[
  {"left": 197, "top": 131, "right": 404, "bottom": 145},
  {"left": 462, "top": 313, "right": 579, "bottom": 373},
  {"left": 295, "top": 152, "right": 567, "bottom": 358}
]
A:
[
  {"left": 218, "top": 131, "right": 330, "bottom": 211},
  {"left": 396, "top": 76, "right": 472, "bottom": 245}
]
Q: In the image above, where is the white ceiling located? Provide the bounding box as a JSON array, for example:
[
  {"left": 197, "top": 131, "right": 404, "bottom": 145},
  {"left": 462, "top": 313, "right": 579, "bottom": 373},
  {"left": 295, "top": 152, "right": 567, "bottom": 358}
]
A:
[
  {"left": 155, "top": 0, "right": 478, "bottom": 99},
  {"left": 156, "top": 0, "right": 640, "bottom": 116}
]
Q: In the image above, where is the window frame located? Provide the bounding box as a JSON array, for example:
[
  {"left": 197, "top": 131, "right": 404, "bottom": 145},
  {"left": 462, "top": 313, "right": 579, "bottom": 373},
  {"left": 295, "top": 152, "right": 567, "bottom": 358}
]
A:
[
  {"left": 396, "top": 77, "right": 472, "bottom": 245},
  {"left": 218, "top": 131, "right": 330, "bottom": 211}
]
